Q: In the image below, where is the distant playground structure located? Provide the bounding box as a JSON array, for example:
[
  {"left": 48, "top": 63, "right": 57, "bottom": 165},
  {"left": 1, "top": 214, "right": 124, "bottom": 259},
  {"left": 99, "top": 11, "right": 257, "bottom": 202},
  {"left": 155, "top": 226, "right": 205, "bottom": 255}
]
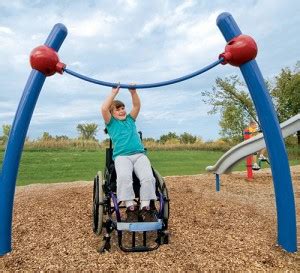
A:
[
  {"left": 0, "top": 12, "right": 297, "bottom": 255},
  {"left": 206, "top": 114, "right": 300, "bottom": 180}
]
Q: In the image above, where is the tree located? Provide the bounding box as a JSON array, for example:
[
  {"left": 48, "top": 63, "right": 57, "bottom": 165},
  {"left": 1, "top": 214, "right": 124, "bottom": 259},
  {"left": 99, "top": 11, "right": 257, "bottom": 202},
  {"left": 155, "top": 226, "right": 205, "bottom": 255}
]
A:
[
  {"left": 219, "top": 104, "right": 249, "bottom": 142},
  {"left": 41, "top": 132, "right": 53, "bottom": 141},
  {"left": 77, "top": 123, "right": 99, "bottom": 140},
  {"left": 55, "top": 135, "right": 69, "bottom": 141},
  {"left": 271, "top": 63, "right": 300, "bottom": 144},
  {"left": 179, "top": 132, "right": 197, "bottom": 144},
  {"left": 201, "top": 76, "right": 256, "bottom": 141},
  {"left": 1, "top": 124, "right": 11, "bottom": 144},
  {"left": 143, "top": 137, "right": 156, "bottom": 142},
  {"left": 101, "top": 138, "right": 110, "bottom": 146},
  {"left": 202, "top": 63, "right": 300, "bottom": 143},
  {"left": 159, "top": 132, "right": 179, "bottom": 144}
]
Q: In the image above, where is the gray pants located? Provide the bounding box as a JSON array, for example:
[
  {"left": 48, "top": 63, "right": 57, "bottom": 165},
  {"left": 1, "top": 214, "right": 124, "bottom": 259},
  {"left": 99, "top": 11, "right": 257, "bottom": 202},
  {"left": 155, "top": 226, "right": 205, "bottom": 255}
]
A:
[{"left": 115, "top": 153, "right": 156, "bottom": 202}]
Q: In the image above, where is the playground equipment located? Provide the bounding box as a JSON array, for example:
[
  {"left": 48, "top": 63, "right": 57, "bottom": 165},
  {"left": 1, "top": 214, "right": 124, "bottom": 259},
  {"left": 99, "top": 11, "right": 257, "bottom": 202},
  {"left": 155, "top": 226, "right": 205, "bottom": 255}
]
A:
[
  {"left": 206, "top": 113, "right": 300, "bottom": 177},
  {"left": 0, "top": 12, "right": 297, "bottom": 255}
]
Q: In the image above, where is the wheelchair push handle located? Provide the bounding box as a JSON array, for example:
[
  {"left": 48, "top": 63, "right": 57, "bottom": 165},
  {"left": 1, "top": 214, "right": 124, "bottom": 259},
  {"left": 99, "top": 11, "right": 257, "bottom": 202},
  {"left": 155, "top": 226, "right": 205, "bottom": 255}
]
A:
[{"left": 138, "top": 131, "right": 143, "bottom": 140}]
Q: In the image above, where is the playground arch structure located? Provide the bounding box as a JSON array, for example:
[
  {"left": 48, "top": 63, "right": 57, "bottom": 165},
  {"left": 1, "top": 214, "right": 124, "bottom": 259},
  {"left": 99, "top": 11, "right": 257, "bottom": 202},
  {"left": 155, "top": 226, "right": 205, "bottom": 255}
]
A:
[{"left": 0, "top": 12, "right": 297, "bottom": 255}]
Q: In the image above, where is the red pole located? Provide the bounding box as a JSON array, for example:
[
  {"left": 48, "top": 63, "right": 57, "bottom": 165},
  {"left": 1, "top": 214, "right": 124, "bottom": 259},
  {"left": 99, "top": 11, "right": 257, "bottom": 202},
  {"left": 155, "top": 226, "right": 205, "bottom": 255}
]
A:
[{"left": 244, "top": 128, "right": 253, "bottom": 180}]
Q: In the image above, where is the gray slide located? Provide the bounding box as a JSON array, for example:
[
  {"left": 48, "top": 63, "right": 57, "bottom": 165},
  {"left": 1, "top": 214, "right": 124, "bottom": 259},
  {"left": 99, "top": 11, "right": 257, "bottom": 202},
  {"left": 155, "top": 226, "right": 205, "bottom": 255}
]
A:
[{"left": 206, "top": 114, "right": 300, "bottom": 174}]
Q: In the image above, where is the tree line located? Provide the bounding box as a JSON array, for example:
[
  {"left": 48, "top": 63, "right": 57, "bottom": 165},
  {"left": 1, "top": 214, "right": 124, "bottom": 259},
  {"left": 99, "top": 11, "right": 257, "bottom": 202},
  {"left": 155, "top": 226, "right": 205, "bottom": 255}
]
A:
[{"left": 0, "top": 123, "right": 200, "bottom": 145}]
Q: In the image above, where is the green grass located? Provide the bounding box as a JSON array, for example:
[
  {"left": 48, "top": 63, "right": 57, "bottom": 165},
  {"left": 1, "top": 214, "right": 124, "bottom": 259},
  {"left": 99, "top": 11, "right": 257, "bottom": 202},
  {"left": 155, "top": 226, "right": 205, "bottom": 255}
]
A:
[
  {"left": 148, "top": 150, "right": 223, "bottom": 176},
  {"left": 149, "top": 150, "right": 299, "bottom": 175},
  {"left": 0, "top": 149, "right": 299, "bottom": 186}
]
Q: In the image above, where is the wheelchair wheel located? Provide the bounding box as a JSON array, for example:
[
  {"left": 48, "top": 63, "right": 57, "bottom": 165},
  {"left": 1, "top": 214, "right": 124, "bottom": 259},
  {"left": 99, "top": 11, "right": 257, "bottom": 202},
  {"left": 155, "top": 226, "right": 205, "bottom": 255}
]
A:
[
  {"left": 153, "top": 169, "right": 169, "bottom": 221},
  {"left": 93, "top": 171, "right": 104, "bottom": 235}
]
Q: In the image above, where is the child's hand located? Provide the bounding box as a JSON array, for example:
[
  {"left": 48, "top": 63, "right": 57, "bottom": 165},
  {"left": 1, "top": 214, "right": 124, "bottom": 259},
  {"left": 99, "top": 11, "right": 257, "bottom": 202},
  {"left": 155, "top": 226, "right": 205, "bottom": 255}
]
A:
[
  {"left": 128, "top": 83, "right": 136, "bottom": 94},
  {"left": 112, "top": 83, "right": 120, "bottom": 95}
]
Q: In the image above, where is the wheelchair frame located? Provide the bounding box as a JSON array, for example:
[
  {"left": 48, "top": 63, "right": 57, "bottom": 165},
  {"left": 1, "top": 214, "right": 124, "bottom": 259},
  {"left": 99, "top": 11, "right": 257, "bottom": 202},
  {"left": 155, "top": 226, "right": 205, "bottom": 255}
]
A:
[{"left": 92, "top": 137, "right": 170, "bottom": 253}]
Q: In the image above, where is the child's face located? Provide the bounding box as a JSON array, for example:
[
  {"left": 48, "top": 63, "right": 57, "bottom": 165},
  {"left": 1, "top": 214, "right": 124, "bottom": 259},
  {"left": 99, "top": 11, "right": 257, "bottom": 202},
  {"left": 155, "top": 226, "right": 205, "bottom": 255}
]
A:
[
  {"left": 250, "top": 122, "right": 257, "bottom": 129},
  {"left": 112, "top": 106, "right": 126, "bottom": 120}
]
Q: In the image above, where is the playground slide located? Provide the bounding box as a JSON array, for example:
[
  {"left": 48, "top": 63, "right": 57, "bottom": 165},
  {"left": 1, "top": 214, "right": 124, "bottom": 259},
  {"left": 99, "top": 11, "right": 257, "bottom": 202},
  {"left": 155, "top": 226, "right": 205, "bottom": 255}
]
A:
[{"left": 206, "top": 114, "right": 300, "bottom": 175}]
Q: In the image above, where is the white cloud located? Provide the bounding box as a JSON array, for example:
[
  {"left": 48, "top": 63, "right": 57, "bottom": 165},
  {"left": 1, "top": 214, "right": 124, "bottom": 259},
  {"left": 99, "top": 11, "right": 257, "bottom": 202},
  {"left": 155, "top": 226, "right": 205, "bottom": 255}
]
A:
[
  {"left": 13, "top": 54, "right": 28, "bottom": 65},
  {"left": 139, "top": 89, "right": 211, "bottom": 125},
  {"left": 32, "top": 99, "right": 100, "bottom": 124},
  {"left": 67, "top": 11, "right": 119, "bottom": 38},
  {"left": 0, "top": 26, "right": 14, "bottom": 35},
  {"left": 0, "top": 1, "right": 24, "bottom": 9},
  {"left": 117, "top": 0, "right": 138, "bottom": 10},
  {"left": 0, "top": 101, "right": 17, "bottom": 123},
  {"left": 164, "top": 11, "right": 223, "bottom": 66},
  {"left": 137, "top": 16, "right": 163, "bottom": 39},
  {"left": 0, "top": 111, "right": 15, "bottom": 119},
  {"left": 31, "top": 33, "right": 45, "bottom": 41},
  {"left": 174, "top": 0, "right": 196, "bottom": 13}
]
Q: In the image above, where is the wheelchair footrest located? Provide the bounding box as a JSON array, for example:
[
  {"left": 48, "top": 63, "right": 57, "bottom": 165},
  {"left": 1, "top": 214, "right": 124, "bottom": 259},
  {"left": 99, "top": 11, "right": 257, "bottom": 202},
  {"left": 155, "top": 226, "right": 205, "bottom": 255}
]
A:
[{"left": 117, "top": 220, "right": 162, "bottom": 232}]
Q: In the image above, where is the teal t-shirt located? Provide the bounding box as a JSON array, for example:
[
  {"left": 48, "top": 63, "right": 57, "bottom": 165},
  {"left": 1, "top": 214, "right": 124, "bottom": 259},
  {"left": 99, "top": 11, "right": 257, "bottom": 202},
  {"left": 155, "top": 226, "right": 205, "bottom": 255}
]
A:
[{"left": 106, "top": 114, "right": 145, "bottom": 160}]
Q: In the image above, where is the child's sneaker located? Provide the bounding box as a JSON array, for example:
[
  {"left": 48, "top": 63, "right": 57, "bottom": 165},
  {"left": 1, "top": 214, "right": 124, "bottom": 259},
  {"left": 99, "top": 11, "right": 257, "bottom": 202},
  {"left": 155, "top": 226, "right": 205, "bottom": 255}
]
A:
[
  {"left": 252, "top": 163, "right": 260, "bottom": 170},
  {"left": 140, "top": 206, "right": 157, "bottom": 222},
  {"left": 125, "top": 205, "right": 139, "bottom": 222}
]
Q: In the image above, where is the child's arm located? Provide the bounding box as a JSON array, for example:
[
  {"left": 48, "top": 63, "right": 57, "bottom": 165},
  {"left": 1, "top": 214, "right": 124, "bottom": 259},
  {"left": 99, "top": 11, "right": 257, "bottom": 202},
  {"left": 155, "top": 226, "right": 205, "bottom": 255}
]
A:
[
  {"left": 129, "top": 86, "right": 140, "bottom": 120},
  {"left": 101, "top": 86, "right": 120, "bottom": 124}
]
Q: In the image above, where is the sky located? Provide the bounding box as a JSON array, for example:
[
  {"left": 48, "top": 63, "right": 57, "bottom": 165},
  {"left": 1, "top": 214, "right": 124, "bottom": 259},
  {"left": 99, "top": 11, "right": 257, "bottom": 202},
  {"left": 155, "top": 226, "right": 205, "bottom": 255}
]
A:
[{"left": 0, "top": 0, "right": 299, "bottom": 141}]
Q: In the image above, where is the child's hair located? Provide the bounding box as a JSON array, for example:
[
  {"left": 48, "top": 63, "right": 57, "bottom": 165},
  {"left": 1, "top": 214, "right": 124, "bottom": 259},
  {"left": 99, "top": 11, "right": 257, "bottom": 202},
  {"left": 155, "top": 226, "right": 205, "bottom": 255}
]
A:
[
  {"left": 104, "top": 100, "right": 125, "bottom": 134},
  {"left": 110, "top": 100, "right": 125, "bottom": 113}
]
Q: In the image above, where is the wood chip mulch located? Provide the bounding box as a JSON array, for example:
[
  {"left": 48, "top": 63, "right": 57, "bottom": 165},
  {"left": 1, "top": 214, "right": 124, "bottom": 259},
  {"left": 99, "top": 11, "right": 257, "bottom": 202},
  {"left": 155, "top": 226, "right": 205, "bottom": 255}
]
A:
[{"left": 1, "top": 166, "right": 299, "bottom": 271}]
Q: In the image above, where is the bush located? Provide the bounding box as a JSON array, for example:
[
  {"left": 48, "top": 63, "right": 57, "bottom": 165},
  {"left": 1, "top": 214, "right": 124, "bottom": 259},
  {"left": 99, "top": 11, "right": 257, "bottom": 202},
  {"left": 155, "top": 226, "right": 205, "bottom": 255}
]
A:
[{"left": 23, "top": 139, "right": 102, "bottom": 151}]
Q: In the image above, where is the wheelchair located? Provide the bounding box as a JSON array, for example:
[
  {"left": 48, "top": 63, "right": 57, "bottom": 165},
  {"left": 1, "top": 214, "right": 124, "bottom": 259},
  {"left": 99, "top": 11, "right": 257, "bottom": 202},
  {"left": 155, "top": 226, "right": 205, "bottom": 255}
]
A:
[{"left": 92, "top": 134, "right": 170, "bottom": 253}]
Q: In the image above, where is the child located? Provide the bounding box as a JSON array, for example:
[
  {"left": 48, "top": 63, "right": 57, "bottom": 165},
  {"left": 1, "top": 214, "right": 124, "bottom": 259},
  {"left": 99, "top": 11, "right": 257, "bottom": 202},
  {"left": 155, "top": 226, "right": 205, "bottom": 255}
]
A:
[
  {"left": 101, "top": 85, "right": 157, "bottom": 222},
  {"left": 247, "top": 121, "right": 267, "bottom": 170}
]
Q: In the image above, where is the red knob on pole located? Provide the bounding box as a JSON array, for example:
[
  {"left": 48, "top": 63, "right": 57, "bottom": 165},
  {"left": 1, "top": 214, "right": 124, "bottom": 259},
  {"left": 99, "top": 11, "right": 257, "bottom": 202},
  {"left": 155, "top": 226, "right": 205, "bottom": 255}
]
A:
[
  {"left": 30, "top": 45, "right": 65, "bottom": 76},
  {"left": 219, "top": 34, "right": 258, "bottom": 66}
]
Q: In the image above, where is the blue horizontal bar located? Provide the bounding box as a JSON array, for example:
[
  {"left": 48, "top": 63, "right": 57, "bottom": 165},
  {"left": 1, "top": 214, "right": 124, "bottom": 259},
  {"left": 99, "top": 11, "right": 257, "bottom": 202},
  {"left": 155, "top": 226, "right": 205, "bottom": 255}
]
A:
[{"left": 63, "top": 59, "right": 223, "bottom": 89}]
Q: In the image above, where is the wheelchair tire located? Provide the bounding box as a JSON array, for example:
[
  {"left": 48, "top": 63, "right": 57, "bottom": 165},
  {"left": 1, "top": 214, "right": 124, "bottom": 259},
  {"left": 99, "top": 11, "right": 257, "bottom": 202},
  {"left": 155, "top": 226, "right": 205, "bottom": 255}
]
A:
[
  {"left": 93, "top": 171, "right": 104, "bottom": 235},
  {"left": 153, "top": 169, "right": 169, "bottom": 221}
]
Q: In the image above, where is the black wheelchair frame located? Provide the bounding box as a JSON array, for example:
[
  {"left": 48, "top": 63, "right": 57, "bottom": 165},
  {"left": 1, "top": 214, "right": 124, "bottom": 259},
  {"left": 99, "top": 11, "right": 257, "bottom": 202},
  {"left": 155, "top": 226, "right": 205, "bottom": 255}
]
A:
[{"left": 92, "top": 136, "right": 170, "bottom": 253}]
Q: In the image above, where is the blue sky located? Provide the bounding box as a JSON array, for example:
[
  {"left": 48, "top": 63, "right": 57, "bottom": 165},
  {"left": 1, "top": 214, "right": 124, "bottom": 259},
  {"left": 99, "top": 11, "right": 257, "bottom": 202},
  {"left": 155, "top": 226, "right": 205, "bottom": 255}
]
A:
[{"left": 0, "top": 0, "right": 299, "bottom": 141}]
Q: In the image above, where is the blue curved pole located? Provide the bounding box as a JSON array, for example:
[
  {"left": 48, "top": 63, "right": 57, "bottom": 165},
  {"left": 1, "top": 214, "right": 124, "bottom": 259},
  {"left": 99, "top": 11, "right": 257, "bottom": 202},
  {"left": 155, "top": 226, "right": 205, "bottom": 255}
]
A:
[
  {"left": 0, "top": 24, "right": 67, "bottom": 256},
  {"left": 63, "top": 59, "right": 223, "bottom": 89},
  {"left": 217, "top": 12, "right": 297, "bottom": 252}
]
